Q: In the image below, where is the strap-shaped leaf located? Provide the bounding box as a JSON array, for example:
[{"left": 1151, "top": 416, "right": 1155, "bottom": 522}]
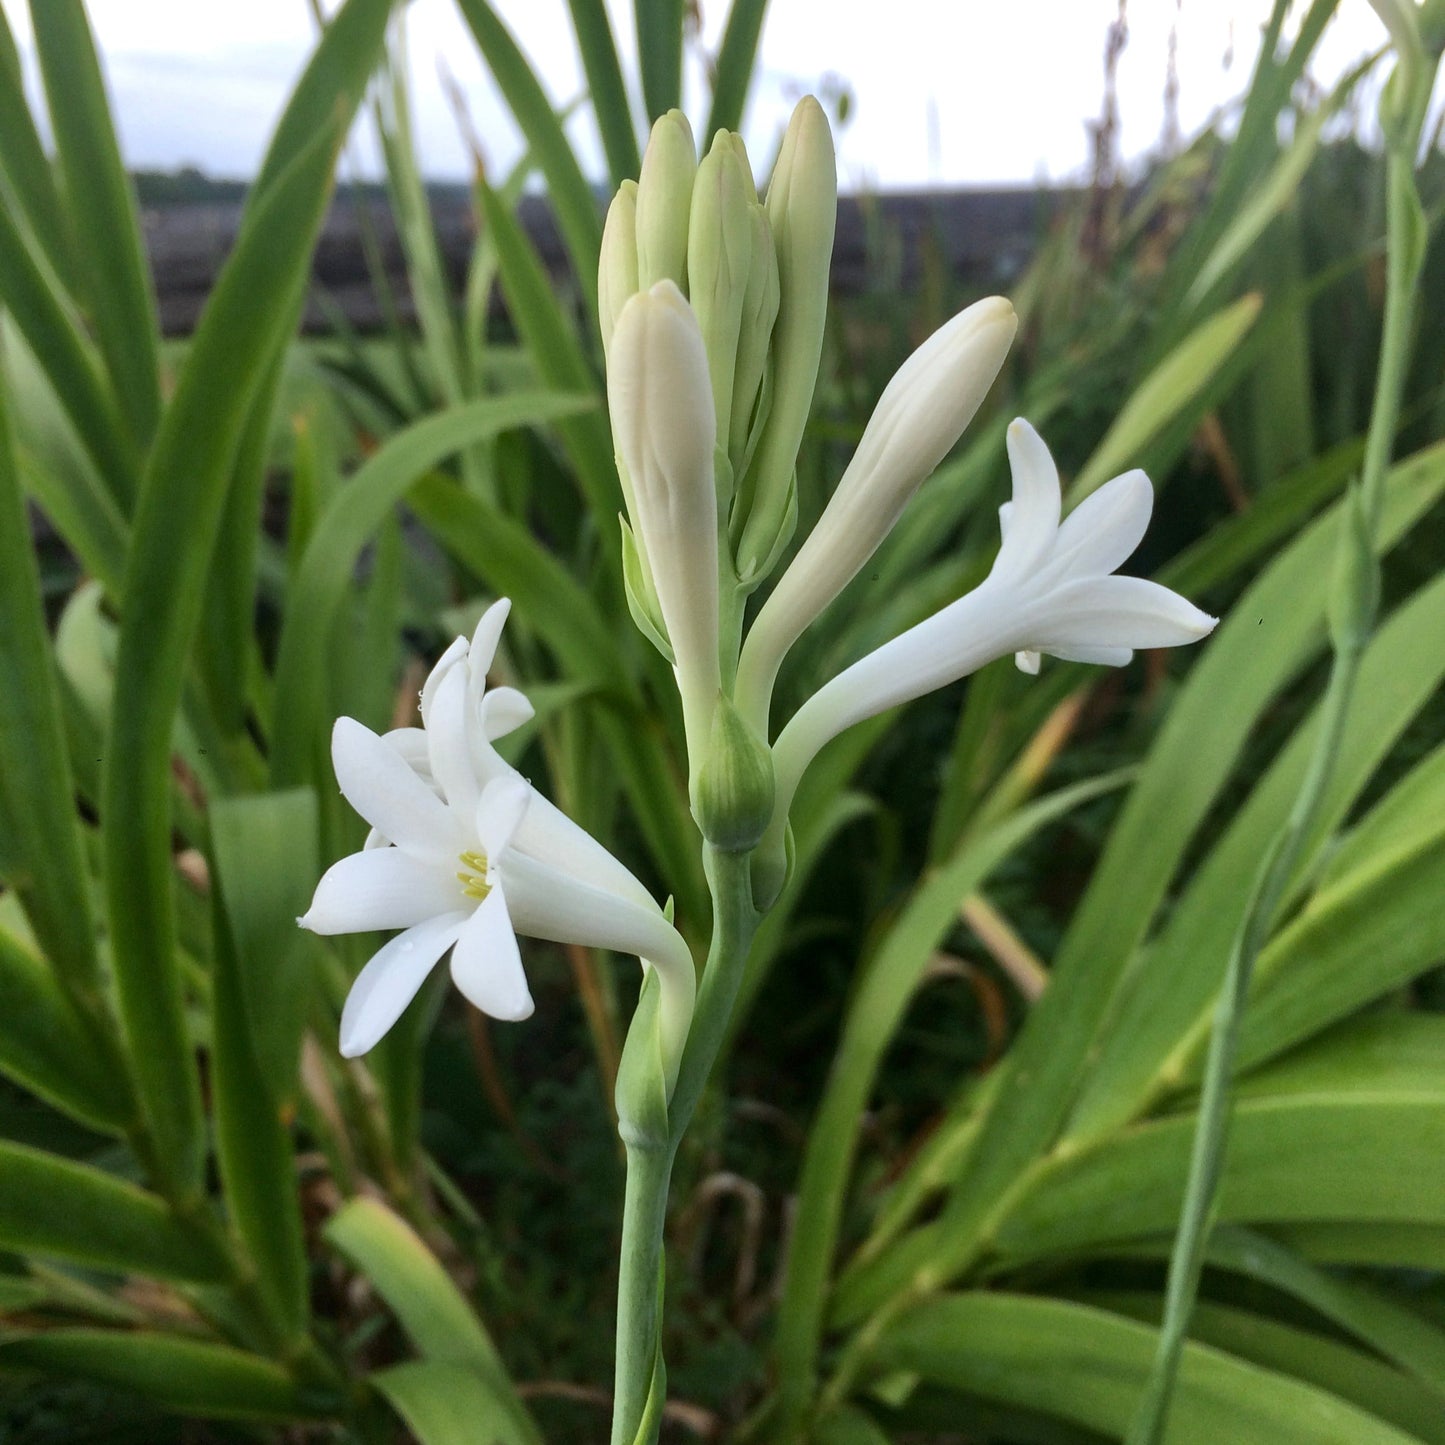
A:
[
  {"left": 456, "top": 0, "right": 603, "bottom": 313},
  {"left": 0, "top": 1330, "right": 323, "bottom": 1421},
  {"left": 566, "top": 0, "right": 640, "bottom": 186},
  {"left": 634, "top": 0, "right": 684, "bottom": 121},
  {"left": 0, "top": 930, "right": 126, "bottom": 1133},
  {"left": 327, "top": 1198, "right": 538, "bottom": 1441},
  {"left": 0, "top": 360, "right": 100, "bottom": 994},
  {"left": 28, "top": 0, "right": 161, "bottom": 463},
  {"left": 0, "top": 1142, "right": 227, "bottom": 1281},
  {"left": 871, "top": 1292, "right": 1423, "bottom": 1445},
  {"left": 268, "top": 392, "right": 596, "bottom": 788},
  {"left": 706, "top": 0, "right": 770, "bottom": 138},
  {"left": 1067, "top": 565, "right": 1445, "bottom": 1141},
  {"left": 371, "top": 1360, "right": 539, "bottom": 1445},
  {"left": 103, "top": 116, "right": 348, "bottom": 1195}
]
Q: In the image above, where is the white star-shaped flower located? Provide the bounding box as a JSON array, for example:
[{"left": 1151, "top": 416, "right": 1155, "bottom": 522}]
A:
[{"left": 301, "top": 601, "right": 695, "bottom": 1070}]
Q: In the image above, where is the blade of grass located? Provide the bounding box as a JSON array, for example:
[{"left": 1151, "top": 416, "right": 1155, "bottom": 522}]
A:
[
  {"left": 566, "top": 0, "right": 640, "bottom": 186},
  {"left": 635, "top": 0, "right": 685, "bottom": 122},
  {"left": 705, "top": 0, "right": 770, "bottom": 137}
]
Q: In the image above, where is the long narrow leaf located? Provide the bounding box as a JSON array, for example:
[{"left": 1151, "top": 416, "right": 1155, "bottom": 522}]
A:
[{"left": 566, "top": 0, "right": 640, "bottom": 185}]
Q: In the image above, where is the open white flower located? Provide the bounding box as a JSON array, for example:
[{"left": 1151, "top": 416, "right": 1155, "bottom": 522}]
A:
[
  {"left": 754, "top": 420, "right": 1216, "bottom": 901},
  {"left": 301, "top": 601, "right": 696, "bottom": 1081}
]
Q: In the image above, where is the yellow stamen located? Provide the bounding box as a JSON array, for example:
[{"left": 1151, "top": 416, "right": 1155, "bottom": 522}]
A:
[{"left": 456, "top": 848, "right": 492, "bottom": 901}]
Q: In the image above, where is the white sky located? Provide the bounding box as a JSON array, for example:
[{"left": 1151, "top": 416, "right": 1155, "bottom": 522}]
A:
[{"left": 5, "top": 0, "right": 1394, "bottom": 188}]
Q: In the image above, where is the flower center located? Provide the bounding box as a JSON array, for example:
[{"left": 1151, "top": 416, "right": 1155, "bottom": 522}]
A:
[{"left": 456, "top": 848, "right": 492, "bottom": 901}]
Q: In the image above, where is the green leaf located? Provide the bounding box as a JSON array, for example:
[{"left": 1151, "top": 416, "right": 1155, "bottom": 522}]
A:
[
  {"left": 0, "top": 1330, "right": 323, "bottom": 1420},
  {"left": 1077, "top": 1292, "right": 1445, "bottom": 1443},
  {"left": 0, "top": 5, "right": 75, "bottom": 287},
  {"left": 103, "top": 114, "right": 347, "bottom": 1193},
  {"left": 456, "top": 0, "right": 604, "bottom": 313},
  {"left": 706, "top": 0, "right": 770, "bottom": 137},
  {"left": 871, "top": 1292, "right": 1424, "bottom": 1445},
  {"left": 327, "top": 1199, "right": 538, "bottom": 1440},
  {"left": 997, "top": 1063, "right": 1445, "bottom": 1262},
  {"left": 371, "top": 1360, "right": 539, "bottom": 1445},
  {"left": 0, "top": 364, "right": 101, "bottom": 995},
  {"left": 769, "top": 773, "right": 1130, "bottom": 1426},
  {"left": 1069, "top": 293, "right": 1263, "bottom": 502},
  {"left": 635, "top": 0, "right": 685, "bottom": 121},
  {"left": 268, "top": 392, "right": 595, "bottom": 788},
  {"left": 29, "top": 0, "right": 161, "bottom": 461},
  {"left": 0, "top": 197, "right": 140, "bottom": 504},
  {"left": 565, "top": 0, "right": 640, "bottom": 186},
  {"left": 1065, "top": 565, "right": 1445, "bottom": 1140},
  {"left": 210, "top": 793, "right": 318, "bottom": 1340},
  {"left": 0, "top": 1142, "right": 226, "bottom": 1282},
  {"left": 475, "top": 179, "right": 619, "bottom": 521}
]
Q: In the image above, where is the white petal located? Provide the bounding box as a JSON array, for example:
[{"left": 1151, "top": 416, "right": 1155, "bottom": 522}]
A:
[
  {"left": 1015, "top": 649, "right": 1041, "bottom": 674},
  {"left": 1052, "top": 469, "right": 1153, "bottom": 579},
  {"left": 993, "top": 419, "right": 1062, "bottom": 582},
  {"left": 449, "top": 887, "right": 533, "bottom": 1021},
  {"left": 300, "top": 848, "right": 465, "bottom": 935},
  {"left": 332, "top": 717, "right": 465, "bottom": 864},
  {"left": 339, "top": 910, "right": 468, "bottom": 1057},
  {"left": 511, "top": 790, "right": 658, "bottom": 911},
  {"left": 1047, "top": 642, "right": 1135, "bottom": 667},
  {"left": 382, "top": 727, "right": 432, "bottom": 773},
  {"left": 502, "top": 849, "right": 679, "bottom": 959},
  {"left": 476, "top": 775, "right": 531, "bottom": 861},
  {"left": 419, "top": 636, "right": 468, "bottom": 727},
  {"left": 1036, "top": 575, "right": 1217, "bottom": 651},
  {"left": 468, "top": 598, "right": 512, "bottom": 677},
  {"left": 425, "top": 666, "right": 481, "bottom": 819},
  {"left": 480, "top": 686, "right": 534, "bottom": 740}
]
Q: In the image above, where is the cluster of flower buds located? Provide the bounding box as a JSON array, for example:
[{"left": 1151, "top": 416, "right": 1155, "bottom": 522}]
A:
[{"left": 602, "top": 98, "right": 1215, "bottom": 904}]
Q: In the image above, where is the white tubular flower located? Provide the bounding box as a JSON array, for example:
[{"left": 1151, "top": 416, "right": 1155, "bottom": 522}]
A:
[
  {"left": 607, "top": 281, "right": 721, "bottom": 767},
  {"left": 736, "top": 295, "right": 1017, "bottom": 726},
  {"left": 756, "top": 419, "right": 1216, "bottom": 900},
  {"left": 301, "top": 601, "right": 696, "bottom": 1088}
]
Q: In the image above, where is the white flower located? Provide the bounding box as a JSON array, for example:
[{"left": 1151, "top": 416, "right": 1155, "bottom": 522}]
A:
[
  {"left": 607, "top": 281, "right": 721, "bottom": 767},
  {"left": 301, "top": 601, "right": 696, "bottom": 1082},
  {"left": 755, "top": 420, "right": 1216, "bottom": 899},
  {"left": 736, "top": 295, "right": 1017, "bottom": 726}
]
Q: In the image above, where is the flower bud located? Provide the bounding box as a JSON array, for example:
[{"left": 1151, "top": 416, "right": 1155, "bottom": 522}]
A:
[
  {"left": 607, "top": 282, "right": 721, "bottom": 765},
  {"left": 733, "top": 97, "right": 836, "bottom": 578},
  {"left": 599, "top": 179, "right": 639, "bottom": 358},
  {"left": 615, "top": 968, "right": 672, "bottom": 1146},
  {"left": 635, "top": 110, "right": 697, "bottom": 291},
  {"left": 691, "top": 694, "right": 775, "bottom": 852},
  {"left": 736, "top": 297, "right": 1016, "bottom": 718},
  {"left": 729, "top": 203, "right": 780, "bottom": 476},
  {"left": 688, "top": 131, "right": 756, "bottom": 451}
]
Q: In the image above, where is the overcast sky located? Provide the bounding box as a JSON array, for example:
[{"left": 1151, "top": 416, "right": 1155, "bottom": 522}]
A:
[{"left": 5, "top": 1, "right": 1395, "bottom": 189}]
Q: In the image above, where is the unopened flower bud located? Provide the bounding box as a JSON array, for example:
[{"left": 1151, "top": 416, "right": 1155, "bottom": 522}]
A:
[
  {"left": 607, "top": 282, "right": 721, "bottom": 766},
  {"left": 734, "top": 97, "right": 836, "bottom": 575},
  {"left": 635, "top": 110, "right": 697, "bottom": 291},
  {"left": 736, "top": 297, "right": 1017, "bottom": 718},
  {"left": 691, "top": 694, "right": 775, "bottom": 852},
  {"left": 729, "top": 203, "right": 780, "bottom": 476},
  {"left": 689, "top": 131, "right": 756, "bottom": 451},
  {"left": 599, "top": 179, "right": 639, "bottom": 357}
]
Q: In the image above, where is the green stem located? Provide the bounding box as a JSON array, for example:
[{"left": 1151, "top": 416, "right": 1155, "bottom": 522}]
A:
[
  {"left": 610, "top": 845, "right": 761, "bottom": 1443},
  {"left": 1124, "top": 70, "right": 1431, "bottom": 1445}
]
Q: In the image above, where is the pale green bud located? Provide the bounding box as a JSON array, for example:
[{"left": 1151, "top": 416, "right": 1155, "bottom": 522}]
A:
[
  {"left": 598, "top": 179, "right": 639, "bottom": 358},
  {"left": 729, "top": 203, "right": 781, "bottom": 476},
  {"left": 635, "top": 109, "right": 697, "bottom": 291},
  {"left": 1328, "top": 481, "right": 1380, "bottom": 654},
  {"left": 691, "top": 694, "right": 775, "bottom": 852},
  {"left": 735, "top": 96, "right": 837, "bottom": 577},
  {"left": 688, "top": 131, "right": 755, "bottom": 453}
]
